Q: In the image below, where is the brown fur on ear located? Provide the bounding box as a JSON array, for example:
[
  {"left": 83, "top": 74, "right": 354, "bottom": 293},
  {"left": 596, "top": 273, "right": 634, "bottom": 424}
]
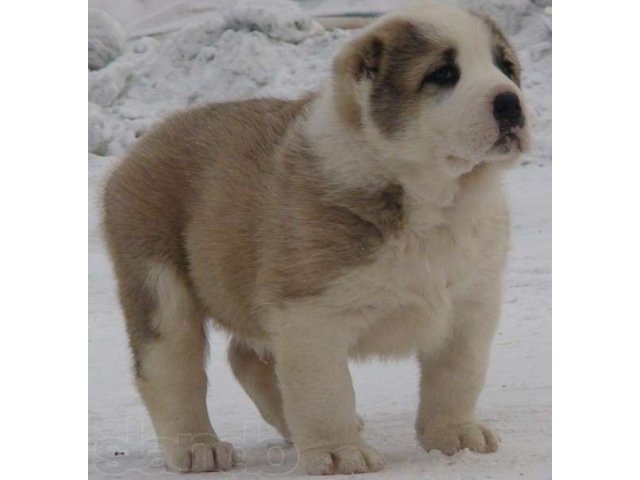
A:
[
  {"left": 357, "top": 37, "right": 385, "bottom": 81},
  {"left": 332, "top": 32, "right": 385, "bottom": 129}
]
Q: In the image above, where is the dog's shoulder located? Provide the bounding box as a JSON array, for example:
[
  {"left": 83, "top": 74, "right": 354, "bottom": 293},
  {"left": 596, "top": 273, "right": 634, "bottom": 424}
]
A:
[{"left": 258, "top": 135, "right": 405, "bottom": 300}]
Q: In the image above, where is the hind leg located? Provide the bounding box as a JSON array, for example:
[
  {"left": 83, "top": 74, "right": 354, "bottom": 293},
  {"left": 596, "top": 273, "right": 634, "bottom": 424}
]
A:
[
  {"left": 120, "top": 262, "right": 235, "bottom": 473},
  {"left": 228, "top": 338, "right": 291, "bottom": 440}
]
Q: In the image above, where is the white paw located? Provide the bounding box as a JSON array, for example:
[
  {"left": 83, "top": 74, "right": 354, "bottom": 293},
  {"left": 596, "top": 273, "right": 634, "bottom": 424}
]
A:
[
  {"left": 418, "top": 422, "right": 500, "bottom": 455},
  {"left": 302, "top": 442, "right": 384, "bottom": 475},
  {"left": 164, "top": 440, "right": 236, "bottom": 473}
]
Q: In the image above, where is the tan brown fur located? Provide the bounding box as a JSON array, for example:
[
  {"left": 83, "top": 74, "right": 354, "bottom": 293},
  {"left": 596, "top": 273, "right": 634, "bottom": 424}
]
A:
[
  {"left": 104, "top": 95, "right": 407, "bottom": 363},
  {"left": 256, "top": 136, "right": 405, "bottom": 300},
  {"left": 366, "top": 20, "right": 449, "bottom": 135},
  {"left": 104, "top": 99, "right": 308, "bottom": 355},
  {"left": 331, "top": 18, "right": 439, "bottom": 132},
  {"left": 331, "top": 28, "right": 381, "bottom": 129}
]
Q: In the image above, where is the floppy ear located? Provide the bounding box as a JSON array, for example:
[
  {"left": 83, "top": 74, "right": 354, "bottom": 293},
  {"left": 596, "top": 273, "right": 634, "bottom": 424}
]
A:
[
  {"left": 333, "top": 33, "right": 385, "bottom": 82},
  {"left": 332, "top": 33, "right": 385, "bottom": 128}
]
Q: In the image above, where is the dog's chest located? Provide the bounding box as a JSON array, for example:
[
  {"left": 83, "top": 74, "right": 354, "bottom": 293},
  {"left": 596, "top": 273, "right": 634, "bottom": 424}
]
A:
[{"left": 331, "top": 216, "right": 486, "bottom": 358}]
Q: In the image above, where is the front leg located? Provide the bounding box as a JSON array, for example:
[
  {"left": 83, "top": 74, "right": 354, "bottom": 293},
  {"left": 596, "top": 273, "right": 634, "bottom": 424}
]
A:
[
  {"left": 270, "top": 305, "right": 384, "bottom": 475},
  {"left": 416, "top": 290, "right": 502, "bottom": 455}
]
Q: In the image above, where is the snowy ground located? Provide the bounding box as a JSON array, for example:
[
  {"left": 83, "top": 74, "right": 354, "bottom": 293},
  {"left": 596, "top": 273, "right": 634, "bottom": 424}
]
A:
[{"left": 89, "top": 1, "right": 551, "bottom": 478}]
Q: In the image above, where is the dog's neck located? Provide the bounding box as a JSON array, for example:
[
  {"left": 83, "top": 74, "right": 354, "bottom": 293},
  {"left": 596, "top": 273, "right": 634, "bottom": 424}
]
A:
[
  {"left": 303, "top": 87, "right": 392, "bottom": 189},
  {"left": 302, "top": 85, "right": 503, "bottom": 234}
]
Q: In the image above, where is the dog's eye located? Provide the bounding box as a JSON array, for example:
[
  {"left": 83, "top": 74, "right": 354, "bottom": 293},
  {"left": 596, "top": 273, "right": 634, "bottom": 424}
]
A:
[{"left": 422, "top": 64, "right": 460, "bottom": 88}]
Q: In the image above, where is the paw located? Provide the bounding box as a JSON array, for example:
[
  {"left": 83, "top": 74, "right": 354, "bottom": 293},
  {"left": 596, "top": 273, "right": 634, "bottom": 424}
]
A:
[
  {"left": 164, "top": 440, "right": 236, "bottom": 473},
  {"left": 302, "top": 442, "right": 384, "bottom": 475},
  {"left": 418, "top": 422, "right": 500, "bottom": 455}
]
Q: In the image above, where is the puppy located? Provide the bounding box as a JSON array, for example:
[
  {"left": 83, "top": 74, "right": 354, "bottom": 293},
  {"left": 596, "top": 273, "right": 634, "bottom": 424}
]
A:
[{"left": 103, "top": 0, "right": 531, "bottom": 475}]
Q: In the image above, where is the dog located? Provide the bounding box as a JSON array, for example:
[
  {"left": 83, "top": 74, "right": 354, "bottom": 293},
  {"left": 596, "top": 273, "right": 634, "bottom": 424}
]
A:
[{"left": 102, "top": 0, "right": 531, "bottom": 474}]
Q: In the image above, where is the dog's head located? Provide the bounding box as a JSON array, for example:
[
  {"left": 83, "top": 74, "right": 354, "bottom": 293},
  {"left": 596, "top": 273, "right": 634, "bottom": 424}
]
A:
[{"left": 332, "top": 1, "right": 532, "bottom": 170}]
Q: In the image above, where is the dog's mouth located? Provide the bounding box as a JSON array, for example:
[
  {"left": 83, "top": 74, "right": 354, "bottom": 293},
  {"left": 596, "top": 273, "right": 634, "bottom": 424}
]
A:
[{"left": 489, "top": 131, "right": 522, "bottom": 155}]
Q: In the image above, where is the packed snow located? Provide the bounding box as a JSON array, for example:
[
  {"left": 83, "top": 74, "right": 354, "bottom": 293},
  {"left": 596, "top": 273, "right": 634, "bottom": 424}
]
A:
[
  {"left": 89, "top": 9, "right": 127, "bottom": 71},
  {"left": 88, "top": 1, "right": 551, "bottom": 478}
]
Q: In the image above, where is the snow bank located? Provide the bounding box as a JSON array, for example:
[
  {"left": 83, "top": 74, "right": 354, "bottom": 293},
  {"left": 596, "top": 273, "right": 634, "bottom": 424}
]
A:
[
  {"left": 88, "top": 0, "right": 353, "bottom": 155},
  {"left": 88, "top": 9, "right": 127, "bottom": 71}
]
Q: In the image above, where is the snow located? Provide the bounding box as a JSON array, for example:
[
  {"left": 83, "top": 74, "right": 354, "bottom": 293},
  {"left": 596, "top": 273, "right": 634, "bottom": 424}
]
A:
[
  {"left": 88, "top": 1, "right": 551, "bottom": 478},
  {"left": 88, "top": 9, "right": 127, "bottom": 71}
]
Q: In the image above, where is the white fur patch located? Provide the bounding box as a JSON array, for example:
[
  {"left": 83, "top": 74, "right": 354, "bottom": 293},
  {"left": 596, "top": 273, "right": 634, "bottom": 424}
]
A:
[{"left": 145, "top": 262, "right": 194, "bottom": 334}]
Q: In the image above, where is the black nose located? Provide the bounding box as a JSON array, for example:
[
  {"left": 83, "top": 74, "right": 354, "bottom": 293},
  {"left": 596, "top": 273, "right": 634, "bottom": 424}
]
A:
[{"left": 493, "top": 92, "right": 524, "bottom": 129}]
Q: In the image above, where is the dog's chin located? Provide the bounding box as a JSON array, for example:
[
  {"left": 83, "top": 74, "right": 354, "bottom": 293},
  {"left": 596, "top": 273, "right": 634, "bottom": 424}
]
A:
[
  {"left": 447, "top": 139, "right": 521, "bottom": 172},
  {"left": 489, "top": 132, "right": 521, "bottom": 155},
  {"left": 481, "top": 130, "right": 529, "bottom": 165},
  {"left": 444, "top": 129, "right": 531, "bottom": 173}
]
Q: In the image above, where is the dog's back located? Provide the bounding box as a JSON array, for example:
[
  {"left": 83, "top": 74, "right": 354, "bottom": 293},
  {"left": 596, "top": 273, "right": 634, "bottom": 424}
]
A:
[{"left": 104, "top": 98, "right": 304, "bottom": 269}]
